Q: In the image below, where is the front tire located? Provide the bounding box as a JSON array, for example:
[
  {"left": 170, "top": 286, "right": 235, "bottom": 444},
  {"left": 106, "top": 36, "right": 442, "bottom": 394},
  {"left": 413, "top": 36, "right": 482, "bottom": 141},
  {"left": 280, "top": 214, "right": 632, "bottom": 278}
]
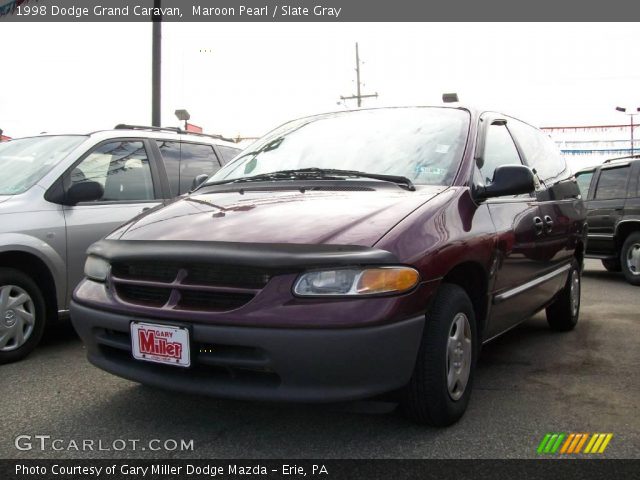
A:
[
  {"left": 0, "top": 268, "right": 46, "bottom": 364},
  {"left": 621, "top": 232, "right": 640, "bottom": 286},
  {"left": 401, "top": 284, "right": 477, "bottom": 427},
  {"left": 546, "top": 260, "right": 581, "bottom": 331}
]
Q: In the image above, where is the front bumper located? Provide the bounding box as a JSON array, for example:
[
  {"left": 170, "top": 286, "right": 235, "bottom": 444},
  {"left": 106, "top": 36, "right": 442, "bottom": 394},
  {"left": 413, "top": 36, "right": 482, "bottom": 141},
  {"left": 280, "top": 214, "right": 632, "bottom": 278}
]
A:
[{"left": 71, "top": 301, "right": 425, "bottom": 402}]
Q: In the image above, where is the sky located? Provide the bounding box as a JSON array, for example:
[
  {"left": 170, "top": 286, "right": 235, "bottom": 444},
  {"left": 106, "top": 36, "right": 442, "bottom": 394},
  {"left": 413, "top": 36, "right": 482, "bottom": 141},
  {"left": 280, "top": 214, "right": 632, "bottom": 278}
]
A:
[{"left": 1, "top": 22, "right": 640, "bottom": 140}]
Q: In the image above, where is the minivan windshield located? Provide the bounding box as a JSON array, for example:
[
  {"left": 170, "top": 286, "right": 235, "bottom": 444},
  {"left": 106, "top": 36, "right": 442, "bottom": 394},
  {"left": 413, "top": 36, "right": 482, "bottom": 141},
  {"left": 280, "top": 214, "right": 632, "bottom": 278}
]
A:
[
  {"left": 207, "top": 107, "right": 470, "bottom": 187},
  {"left": 0, "top": 135, "right": 87, "bottom": 195}
]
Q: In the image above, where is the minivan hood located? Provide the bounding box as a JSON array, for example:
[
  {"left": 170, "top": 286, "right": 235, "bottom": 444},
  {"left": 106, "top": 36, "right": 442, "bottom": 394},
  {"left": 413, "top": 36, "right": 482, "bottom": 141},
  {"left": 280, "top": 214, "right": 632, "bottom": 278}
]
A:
[
  {"left": 114, "top": 185, "right": 447, "bottom": 247},
  {"left": 0, "top": 195, "right": 12, "bottom": 205}
]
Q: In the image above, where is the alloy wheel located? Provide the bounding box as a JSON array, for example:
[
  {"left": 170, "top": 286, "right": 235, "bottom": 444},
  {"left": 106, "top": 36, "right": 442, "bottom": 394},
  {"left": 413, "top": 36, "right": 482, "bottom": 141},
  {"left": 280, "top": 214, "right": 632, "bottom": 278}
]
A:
[
  {"left": 626, "top": 242, "right": 640, "bottom": 276},
  {"left": 446, "top": 313, "right": 472, "bottom": 401},
  {"left": 0, "top": 285, "right": 36, "bottom": 352}
]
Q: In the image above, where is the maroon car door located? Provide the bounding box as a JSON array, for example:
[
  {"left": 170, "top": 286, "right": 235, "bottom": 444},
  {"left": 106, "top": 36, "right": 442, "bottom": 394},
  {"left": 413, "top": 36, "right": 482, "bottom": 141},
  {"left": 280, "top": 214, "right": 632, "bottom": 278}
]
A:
[{"left": 476, "top": 121, "right": 546, "bottom": 339}]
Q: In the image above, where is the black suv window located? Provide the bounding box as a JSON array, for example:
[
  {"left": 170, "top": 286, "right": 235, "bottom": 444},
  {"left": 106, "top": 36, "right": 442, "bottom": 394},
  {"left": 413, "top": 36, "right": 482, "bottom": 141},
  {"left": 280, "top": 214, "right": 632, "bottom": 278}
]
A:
[
  {"left": 479, "top": 124, "right": 522, "bottom": 184},
  {"left": 156, "top": 141, "right": 223, "bottom": 195},
  {"left": 508, "top": 119, "right": 567, "bottom": 182},
  {"left": 576, "top": 170, "right": 595, "bottom": 198},
  {"left": 595, "top": 166, "right": 630, "bottom": 200},
  {"left": 70, "top": 140, "right": 155, "bottom": 202}
]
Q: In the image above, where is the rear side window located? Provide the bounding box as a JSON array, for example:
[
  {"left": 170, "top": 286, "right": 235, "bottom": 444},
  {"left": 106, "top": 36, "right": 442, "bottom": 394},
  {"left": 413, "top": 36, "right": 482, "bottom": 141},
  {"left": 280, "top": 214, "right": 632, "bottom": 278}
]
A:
[
  {"left": 595, "top": 166, "right": 630, "bottom": 200},
  {"left": 575, "top": 171, "right": 594, "bottom": 198},
  {"left": 155, "top": 140, "right": 181, "bottom": 195},
  {"left": 217, "top": 145, "right": 240, "bottom": 164},
  {"left": 155, "top": 141, "right": 222, "bottom": 195},
  {"left": 508, "top": 119, "right": 567, "bottom": 182},
  {"left": 179, "top": 143, "right": 222, "bottom": 194},
  {"left": 479, "top": 124, "right": 522, "bottom": 184}
]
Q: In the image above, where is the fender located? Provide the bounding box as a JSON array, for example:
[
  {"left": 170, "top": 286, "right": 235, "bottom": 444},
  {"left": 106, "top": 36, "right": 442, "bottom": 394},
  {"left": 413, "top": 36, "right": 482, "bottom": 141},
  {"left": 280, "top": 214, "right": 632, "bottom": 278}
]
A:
[
  {"left": 0, "top": 233, "right": 67, "bottom": 309},
  {"left": 615, "top": 219, "right": 640, "bottom": 238}
]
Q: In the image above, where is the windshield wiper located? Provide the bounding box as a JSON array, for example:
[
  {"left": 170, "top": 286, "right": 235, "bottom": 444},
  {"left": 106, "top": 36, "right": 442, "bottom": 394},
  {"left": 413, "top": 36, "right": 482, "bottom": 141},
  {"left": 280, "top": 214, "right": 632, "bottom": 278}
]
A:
[{"left": 203, "top": 168, "right": 415, "bottom": 191}]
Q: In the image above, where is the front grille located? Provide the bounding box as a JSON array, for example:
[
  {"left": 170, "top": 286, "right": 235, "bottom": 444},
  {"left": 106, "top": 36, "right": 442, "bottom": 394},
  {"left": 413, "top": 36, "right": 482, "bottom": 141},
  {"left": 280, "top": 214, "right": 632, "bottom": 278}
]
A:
[
  {"left": 184, "top": 264, "right": 271, "bottom": 289},
  {"left": 112, "top": 262, "right": 271, "bottom": 289},
  {"left": 117, "top": 284, "right": 171, "bottom": 307},
  {"left": 177, "top": 290, "right": 254, "bottom": 311},
  {"left": 110, "top": 261, "right": 275, "bottom": 312}
]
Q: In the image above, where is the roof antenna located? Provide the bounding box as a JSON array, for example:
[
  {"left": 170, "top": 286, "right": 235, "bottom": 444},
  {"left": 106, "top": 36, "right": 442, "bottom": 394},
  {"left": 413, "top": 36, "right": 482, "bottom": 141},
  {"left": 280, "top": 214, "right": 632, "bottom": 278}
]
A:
[{"left": 442, "top": 93, "right": 459, "bottom": 103}]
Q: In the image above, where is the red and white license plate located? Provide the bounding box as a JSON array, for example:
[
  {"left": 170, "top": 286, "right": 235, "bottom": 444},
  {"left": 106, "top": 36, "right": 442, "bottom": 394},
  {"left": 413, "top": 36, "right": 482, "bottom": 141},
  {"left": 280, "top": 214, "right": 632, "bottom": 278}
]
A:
[{"left": 131, "top": 322, "right": 191, "bottom": 368}]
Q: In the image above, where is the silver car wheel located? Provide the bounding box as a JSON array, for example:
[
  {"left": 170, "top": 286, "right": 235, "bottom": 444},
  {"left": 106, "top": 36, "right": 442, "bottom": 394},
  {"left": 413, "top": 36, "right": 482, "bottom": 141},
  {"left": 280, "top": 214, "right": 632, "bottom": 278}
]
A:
[
  {"left": 626, "top": 242, "right": 640, "bottom": 276},
  {"left": 570, "top": 269, "right": 581, "bottom": 317},
  {"left": 446, "top": 312, "right": 472, "bottom": 401},
  {"left": 0, "top": 285, "right": 36, "bottom": 352}
]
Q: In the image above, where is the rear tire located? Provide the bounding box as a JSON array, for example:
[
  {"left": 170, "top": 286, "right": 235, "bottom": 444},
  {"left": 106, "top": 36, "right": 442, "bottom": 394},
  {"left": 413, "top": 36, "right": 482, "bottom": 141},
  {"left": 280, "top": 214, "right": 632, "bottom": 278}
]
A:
[
  {"left": 0, "top": 268, "right": 46, "bottom": 364},
  {"left": 401, "top": 284, "right": 477, "bottom": 427},
  {"left": 546, "top": 260, "right": 581, "bottom": 331},
  {"left": 601, "top": 258, "right": 621, "bottom": 272},
  {"left": 620, "top": 232, "right": 640, "bottom": 286}
]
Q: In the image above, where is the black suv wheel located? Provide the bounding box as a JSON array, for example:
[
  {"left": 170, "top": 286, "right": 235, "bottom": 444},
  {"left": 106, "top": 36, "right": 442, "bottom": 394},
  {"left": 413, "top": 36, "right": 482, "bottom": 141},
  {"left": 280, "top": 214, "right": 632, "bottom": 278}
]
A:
[{"left": 621, "top": 232, "right": 640, "bottom": 286}]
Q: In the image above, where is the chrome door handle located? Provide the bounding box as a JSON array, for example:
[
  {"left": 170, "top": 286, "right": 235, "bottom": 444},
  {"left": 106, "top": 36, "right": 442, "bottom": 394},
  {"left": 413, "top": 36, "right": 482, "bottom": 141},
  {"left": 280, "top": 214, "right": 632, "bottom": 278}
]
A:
[
  {"left": 534, "top": 216, "right": 544, "bottom": 235},
  {"left": 544, "top": 215, "right": 554, "bottom": 233}
]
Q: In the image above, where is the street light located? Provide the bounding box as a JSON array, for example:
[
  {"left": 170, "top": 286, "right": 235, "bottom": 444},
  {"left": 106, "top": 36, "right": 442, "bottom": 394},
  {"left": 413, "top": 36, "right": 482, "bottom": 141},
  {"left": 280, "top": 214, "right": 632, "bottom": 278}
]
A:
[
  {"left": 175, "top": 109, "right": 191, "bottom": 130},
  {"left": 615, "top": 106, "right": 640, "bottom": 156}
]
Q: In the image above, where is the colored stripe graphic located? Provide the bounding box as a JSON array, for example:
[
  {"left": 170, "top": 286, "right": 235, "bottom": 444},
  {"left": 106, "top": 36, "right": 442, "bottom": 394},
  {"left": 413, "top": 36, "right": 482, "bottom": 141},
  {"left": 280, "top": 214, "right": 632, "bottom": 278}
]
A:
[
  {"left": 560, "top": 434, "right": 575, "bottom": 454},
  {"left": 537, "top": 434, "right": 552, "bottom": 454},
  {"left": 538, "top": 433, "right": 613, "bottom": 454},
  {"left": 537, "top": 433, "right": 565, "bottom": 454},
  {"left": 574, "top": 433, "right": 589, "bottom": 453},
  {"left": 597, "top": 434, "right": 613, "bottom": 453}
]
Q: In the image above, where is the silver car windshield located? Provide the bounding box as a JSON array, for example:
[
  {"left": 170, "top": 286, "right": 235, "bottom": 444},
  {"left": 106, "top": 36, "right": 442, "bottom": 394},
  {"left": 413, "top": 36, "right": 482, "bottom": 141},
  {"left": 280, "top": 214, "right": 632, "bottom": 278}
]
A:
[
  {"left": 207, "top": 107, "right": 470, "bottom": 186},
  {"left": 0, "top": 135, "right": 87, "bottom": 195}
]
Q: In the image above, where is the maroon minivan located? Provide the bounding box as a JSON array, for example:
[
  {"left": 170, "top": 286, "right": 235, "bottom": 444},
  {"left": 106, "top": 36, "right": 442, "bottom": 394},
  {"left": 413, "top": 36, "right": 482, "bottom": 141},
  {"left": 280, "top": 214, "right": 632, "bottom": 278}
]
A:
[{"left": 71, "top": 107, "right": 587, "bottom": 426}]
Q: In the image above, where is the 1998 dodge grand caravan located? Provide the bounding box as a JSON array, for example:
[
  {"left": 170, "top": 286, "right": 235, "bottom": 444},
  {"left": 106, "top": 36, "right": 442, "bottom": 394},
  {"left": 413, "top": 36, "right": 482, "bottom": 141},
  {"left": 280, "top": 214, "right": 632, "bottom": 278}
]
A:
[{"left": 71, "top": 107, "right": 587, "bottom": 426}]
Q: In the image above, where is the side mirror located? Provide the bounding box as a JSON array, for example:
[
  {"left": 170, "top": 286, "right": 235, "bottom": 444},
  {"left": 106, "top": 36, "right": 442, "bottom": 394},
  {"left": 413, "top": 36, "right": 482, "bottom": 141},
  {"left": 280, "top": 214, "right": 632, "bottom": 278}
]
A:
[
  {"left": 191, "top": 174, "right": 209, "bottom": 191},
  {"left": 476, "top": 165, "right": 535, "bottom": 200},
  {"left": 65, "top": 181, "right": 104, "bottom": 205}
]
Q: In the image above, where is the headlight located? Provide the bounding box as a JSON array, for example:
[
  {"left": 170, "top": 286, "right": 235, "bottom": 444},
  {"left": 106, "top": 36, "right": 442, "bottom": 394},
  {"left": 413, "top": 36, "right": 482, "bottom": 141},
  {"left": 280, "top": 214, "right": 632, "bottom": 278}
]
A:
[
  {"left": 293, "top": 267, "right": 420, "bottom": 297},
  {"left": 84, "top": 256, "right": 110, "bottom": 282}
]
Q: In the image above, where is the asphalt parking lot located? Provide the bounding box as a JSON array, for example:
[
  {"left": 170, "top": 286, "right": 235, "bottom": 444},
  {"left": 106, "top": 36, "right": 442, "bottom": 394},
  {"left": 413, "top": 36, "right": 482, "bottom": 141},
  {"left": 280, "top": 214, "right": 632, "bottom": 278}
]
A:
[{"left": 1, "top": 259, "right": 638, "bottom": 459}]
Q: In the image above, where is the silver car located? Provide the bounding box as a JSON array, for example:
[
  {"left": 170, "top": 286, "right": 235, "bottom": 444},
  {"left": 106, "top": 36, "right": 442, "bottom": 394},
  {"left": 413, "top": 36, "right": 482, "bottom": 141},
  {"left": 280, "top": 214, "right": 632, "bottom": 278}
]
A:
[{"left": 0, "top": 125, "right": 240, "bottom": 363}]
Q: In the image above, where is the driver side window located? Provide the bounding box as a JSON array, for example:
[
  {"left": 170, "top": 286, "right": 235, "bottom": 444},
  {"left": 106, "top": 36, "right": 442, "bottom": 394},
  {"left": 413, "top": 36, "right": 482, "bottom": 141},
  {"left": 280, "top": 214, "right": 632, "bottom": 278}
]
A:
[
  {"left": 69, "top": 140, "right": 155, "bottom": 202},
  {"left": 479, "top": 125, "right": 523, "bottom": 185}
]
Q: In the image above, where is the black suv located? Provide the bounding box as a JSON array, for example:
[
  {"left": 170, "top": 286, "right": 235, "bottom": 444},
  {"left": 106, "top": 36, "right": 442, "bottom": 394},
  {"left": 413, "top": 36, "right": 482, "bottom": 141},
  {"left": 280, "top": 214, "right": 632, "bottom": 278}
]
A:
[{"left": 576, "top": 155, "right": 640, "bottom": 285}]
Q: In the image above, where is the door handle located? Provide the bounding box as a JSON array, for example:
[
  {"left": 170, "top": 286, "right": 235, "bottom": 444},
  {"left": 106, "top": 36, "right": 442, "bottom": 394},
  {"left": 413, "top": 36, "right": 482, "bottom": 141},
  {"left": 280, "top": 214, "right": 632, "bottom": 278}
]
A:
[
  {"left": 544, "top": 215, "right": 554, "bottom": 233},
  {"left": 141, "top": 207, "right": 151, "bottom": 212},
  {"left": 533, "top": 216, "right": 544, "bottom": 235}
]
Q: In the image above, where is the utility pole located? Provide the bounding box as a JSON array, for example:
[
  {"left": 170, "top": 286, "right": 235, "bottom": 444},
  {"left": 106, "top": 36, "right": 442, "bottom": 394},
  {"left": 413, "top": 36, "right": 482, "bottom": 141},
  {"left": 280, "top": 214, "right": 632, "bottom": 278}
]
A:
[
  {"left": 615, "top": 106, "right": 640, "bottom": 156},
  {"left": 339, "top": 42, "right": 378, "bottom": 107},
  {"left": 151, "top": 0, "right": 162, "bottom": 127}
]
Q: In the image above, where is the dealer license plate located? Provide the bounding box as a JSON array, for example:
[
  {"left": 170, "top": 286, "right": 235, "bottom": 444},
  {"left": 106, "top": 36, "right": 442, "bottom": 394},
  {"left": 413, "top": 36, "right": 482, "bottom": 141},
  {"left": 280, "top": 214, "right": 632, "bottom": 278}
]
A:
[{"left": 131, "top": 322, "right": 191, "bottom": 367}]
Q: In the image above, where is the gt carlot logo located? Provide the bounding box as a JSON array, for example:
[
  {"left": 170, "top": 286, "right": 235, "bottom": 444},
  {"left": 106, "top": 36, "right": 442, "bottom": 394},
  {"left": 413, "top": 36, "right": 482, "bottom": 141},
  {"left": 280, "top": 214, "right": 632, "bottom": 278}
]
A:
[{"left": 537, "top": 433, "right": 613, "bottom": 454}]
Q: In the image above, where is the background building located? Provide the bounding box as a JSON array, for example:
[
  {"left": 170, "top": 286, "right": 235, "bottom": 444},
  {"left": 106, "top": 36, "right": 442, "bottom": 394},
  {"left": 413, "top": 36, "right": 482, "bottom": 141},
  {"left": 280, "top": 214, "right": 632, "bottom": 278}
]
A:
[{"left": 542, "top": 124, "right": 637, "bottom": 172}]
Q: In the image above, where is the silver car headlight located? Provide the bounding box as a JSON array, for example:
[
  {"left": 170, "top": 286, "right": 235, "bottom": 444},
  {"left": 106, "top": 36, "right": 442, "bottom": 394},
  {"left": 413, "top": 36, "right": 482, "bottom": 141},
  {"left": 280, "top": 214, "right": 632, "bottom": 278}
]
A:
[
  {"left": 84, "top": 255, "right": 110, "bottom": 282},
  {"left": 293, "top": 266, "right": 420, "bottom": 297}
]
